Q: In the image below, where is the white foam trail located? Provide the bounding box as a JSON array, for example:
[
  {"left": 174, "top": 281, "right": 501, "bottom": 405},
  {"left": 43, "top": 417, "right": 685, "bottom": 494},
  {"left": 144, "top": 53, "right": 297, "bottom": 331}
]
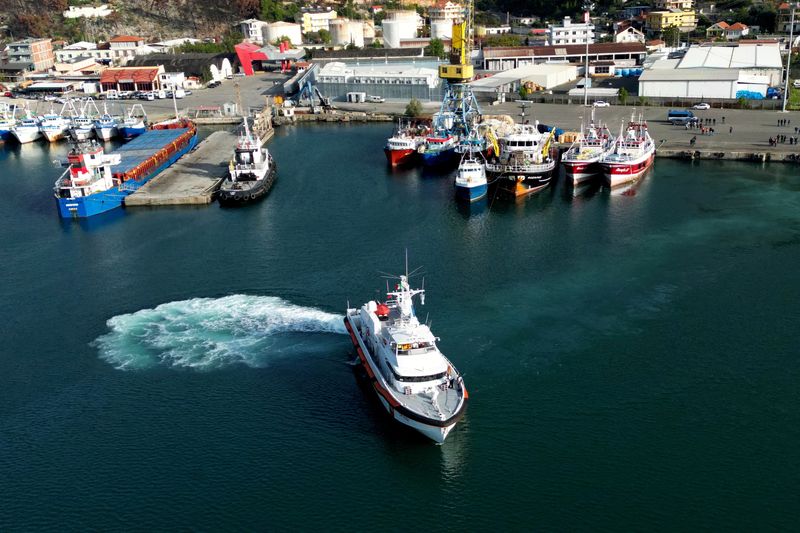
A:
[{"left": 93, "top": 295, "right": 346, "bottom": 371}]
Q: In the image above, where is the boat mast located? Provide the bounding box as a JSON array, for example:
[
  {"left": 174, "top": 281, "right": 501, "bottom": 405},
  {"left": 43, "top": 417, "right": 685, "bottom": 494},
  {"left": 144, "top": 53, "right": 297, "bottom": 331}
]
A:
[{"left": 235, "top": 82, "right": 251, "bottom": 138}]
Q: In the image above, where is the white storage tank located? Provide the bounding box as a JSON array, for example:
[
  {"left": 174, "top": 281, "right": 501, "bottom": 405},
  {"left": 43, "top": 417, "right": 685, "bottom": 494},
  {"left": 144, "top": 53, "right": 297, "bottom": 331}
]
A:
[
  {"left": 330, "top": 19, "right": 350, "bottom": 46},
  {"left": 264, "top": 21, "right": 303, "bottom": 46},
  {"left": 382, "top": 12, "right": 417, "bottom": 48},
  {"left": 431, "top": 20, "right": 452, "bottom": 40}
]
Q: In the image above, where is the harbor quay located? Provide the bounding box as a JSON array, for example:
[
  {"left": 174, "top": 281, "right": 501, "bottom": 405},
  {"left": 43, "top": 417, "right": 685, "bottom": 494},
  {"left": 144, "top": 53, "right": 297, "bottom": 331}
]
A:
[{"left": 337, "top": 100, "right": 800, "bottom": 163}]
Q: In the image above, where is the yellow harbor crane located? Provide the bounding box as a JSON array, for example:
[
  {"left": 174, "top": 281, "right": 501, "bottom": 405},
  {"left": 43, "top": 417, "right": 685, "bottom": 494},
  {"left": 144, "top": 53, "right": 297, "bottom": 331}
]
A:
[{"left": 438, "top": 0, "right": 474, "bottom": 84}]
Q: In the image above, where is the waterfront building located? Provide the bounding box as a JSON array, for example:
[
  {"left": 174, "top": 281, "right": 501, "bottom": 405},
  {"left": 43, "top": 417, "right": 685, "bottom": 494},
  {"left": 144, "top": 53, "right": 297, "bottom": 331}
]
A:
[
  {"left": 56, "top": 37, "right": 152, "bottom": 65},
  {"left": 548, "top": 16, "right": 595, "bottom": 45},
  {"left": 316, "top": 61, "right": 442, "bottom": 101},
  {"left": 99, "top": 66, "right": 164, "bottom": 93},
  {"left": 468, "top": 63, "right": 578, "bottom": 96},
  {"left": 7, "top": 38, "right": 55, "bottom": 72},
  {"left": 481, "top": 42, "right": 646, "bottom": 71},
  {"left": 129, "top": 53, "right": 236, "bottom": 82}
]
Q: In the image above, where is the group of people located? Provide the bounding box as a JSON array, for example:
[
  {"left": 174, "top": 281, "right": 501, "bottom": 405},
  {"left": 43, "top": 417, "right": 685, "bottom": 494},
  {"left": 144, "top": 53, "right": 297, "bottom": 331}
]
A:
[
  {"left": 778, "top": 118, "right": 791, "bottom": 127},
  {"left": 769, "top": 135, "right": 799, "bottom": 146}
]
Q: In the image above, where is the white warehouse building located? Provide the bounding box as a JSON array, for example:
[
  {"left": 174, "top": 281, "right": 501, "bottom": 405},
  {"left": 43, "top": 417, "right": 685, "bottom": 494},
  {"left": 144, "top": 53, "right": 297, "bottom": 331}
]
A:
[{"left": 638, "top": 68, "right": 770, "bottom": 99}]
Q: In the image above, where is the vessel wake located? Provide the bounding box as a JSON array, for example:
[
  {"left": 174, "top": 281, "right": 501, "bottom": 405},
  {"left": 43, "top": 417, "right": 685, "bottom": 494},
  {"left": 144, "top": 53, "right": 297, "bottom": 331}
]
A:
[{"left": 93, "top": 295, "right": 346, "bottom": 370}]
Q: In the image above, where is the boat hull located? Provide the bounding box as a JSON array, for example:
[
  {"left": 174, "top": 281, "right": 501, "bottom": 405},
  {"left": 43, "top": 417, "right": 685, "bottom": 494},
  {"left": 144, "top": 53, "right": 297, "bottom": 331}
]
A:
[
  {"left": 119, "top": 126, "right": 146, "bottom": 139},
  {"left": 384, "top": 147, "right": 416, "bottom": 166},
  {"left": 95, "top": 126, "right": 118, "bottom": 141},
  {"left": 0, "top": 130, "right": 13, "bottom": 142},
  {"left": 56, "top": 187, "right": 124, "bottom": 218},
  {"left": 13, "top": 129, "right": 42, "bottom": 144},
  {"left": 563, "top": 160, "right": 601, "bottom": 185},
  {"left": 455, "top": 182, "right": 487, "bottom": 202},
  {"left": 421, "top": 147, "right": 457, "bottom": 168},
  {"left": 217, "top": 165, "right": 277, "bottom": 206},
  {"left": 602, "top": 152, "right": 654, "bottom": 187},
  {"left": 72, "top": 128, "right": 94, "bottom": 141},
  {"left": 42, "top": 129, "right": 68, "bottom": 143},
  {"left": 344, "top": 315, "right": 466, "bottom": 443}
]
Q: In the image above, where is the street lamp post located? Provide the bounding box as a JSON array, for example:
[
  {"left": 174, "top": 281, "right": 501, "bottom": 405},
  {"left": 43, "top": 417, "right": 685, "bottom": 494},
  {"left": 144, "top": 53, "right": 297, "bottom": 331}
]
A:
[
  {"left": 583, "top": 2, "right": 594, "bottom": 107},
  {"left": 782, "top": 3, "right": 797, "bottom": 113}
]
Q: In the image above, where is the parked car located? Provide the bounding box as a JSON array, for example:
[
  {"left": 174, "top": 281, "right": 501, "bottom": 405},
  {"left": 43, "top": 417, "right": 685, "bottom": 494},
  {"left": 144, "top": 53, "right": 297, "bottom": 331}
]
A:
[
  {"left": 207, "top": 81, "right": 220, "bottom": 88},
  {"left": 3, "top": 91, "right": 13, "bottom": 98},
  {"left": 367, "top": 95, "right": 385, "bottom": 103},
  {"left": 593, "top": 100, "right": 610, "bottom": 107},
  {"left": 794, "top": 80, "right": 800, "bottom": 89},
  {"left": 44, "top": 94, "right": 57, "bottom": 101},
  {"left": 692, "top": 102, "right": 711, "bottom": 110}
]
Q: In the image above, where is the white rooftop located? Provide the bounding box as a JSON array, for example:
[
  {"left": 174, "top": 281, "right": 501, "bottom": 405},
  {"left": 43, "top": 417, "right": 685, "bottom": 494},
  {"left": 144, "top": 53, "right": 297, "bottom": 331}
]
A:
[
  {"left": 470, "top": 63, "right": 577, "bottom": 89},
  {"left": 63, "top": 41, "right": 97, "bottom": 50},
  {"left": 677, "top": 45, "right": 782, "bottom": 69},
  {"left": 639, "top": 68, "right": 741, "bottom": 81}
]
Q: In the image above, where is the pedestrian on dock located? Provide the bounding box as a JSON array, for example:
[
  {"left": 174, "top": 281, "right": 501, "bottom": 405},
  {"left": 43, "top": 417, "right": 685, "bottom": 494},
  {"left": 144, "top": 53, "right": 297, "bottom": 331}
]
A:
[
  {"left": 722, "top": 116, "right": 726, "bottom": 124},
  {"left": 730, "top": 126, "right": 733, "bottom": 134},
  {"left": 713, "top": 118, "right": 716, "bottom": 125},
  {"left": 690, "top": 135, "right": 697, "bottom": 146}
]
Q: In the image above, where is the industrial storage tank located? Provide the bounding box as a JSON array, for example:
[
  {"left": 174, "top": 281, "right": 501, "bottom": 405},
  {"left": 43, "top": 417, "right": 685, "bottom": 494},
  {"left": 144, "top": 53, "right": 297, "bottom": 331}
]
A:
[
  {"left": 382, "top": 10, "right": 419, "bottom": 48},
  {"left": 331, "top": 19, "right": 365, "bottom": 47},
  {"left": 264, "top": 21, "right": 303, "bottom": 46},
  {"left": 431, "top": 20, "right": 453, "bottom": 40}
]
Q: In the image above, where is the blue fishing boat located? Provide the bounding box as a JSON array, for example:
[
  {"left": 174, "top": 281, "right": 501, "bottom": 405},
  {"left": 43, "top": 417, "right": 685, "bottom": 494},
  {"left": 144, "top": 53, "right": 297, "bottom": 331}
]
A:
[
  {"left": 54, "top": 120, "right": 198, "bottom": 218},
  {"left": 420, "top": 133, "right": 458, "bottom": 167}
]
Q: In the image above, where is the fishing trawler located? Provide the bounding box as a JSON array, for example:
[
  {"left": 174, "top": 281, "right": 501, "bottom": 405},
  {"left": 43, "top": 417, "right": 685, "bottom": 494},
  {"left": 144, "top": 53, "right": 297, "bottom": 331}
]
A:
[
  {"left": 0, "top": 104, "right": 17, "bottom": 142},
  {"left": 600, "top": 116, "right": 655, "bottom": 188},
  {"left": 40, "top": 111, "right": 71, "bottom": 143},
  {"left": 454, "top": 150, "right": 488, "bottom": 203},
  {"left": 70, "top": 115, "right": 95, "bottom": 141},
  {"left": 561, "top": 112, "right": 615, "bottom": 185},
  {"left": 344, "top": 268, "right": 468, "bottom": 443},
  {"left": 11, "top": 112, "right": 42, "bottom": 144},
  {"left": 419, "top": 132, "right": 459, "bottom": 167},
  {"left": 93, "top": 113, "right": 119, "bottom": 141},
  {"left": 485, "top": 122, "right": 557, "bottom": 197},
  {"left": 384, "top": 119, "right": 425, "bottom": 166},
  {"left": 119, "top": 105, "right": 147, "bottom": 139},
  {"left": 217, "top": 118, "right": 276, "bottom": 205}
]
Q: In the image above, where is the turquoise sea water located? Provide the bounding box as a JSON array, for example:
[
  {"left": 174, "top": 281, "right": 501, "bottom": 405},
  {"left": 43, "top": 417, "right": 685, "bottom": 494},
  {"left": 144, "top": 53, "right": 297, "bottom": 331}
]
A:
[{"left": 1, "top": 124, "right": 799, "bottom": 530}]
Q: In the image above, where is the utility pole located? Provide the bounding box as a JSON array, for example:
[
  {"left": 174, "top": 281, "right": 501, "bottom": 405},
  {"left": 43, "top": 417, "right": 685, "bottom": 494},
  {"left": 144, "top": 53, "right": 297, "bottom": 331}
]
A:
[{"left": 782, "top": 3, "right": 797, "bottom": 113}]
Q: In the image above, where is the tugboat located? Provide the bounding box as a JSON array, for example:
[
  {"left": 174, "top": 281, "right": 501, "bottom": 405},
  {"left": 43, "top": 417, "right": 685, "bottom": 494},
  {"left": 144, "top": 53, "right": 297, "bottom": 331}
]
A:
[
  {"left": 344, "top": 266, "right": 468, "bottom": 443},
  {"left": 600, "top": 115, "right": 655, "bottom": 188},
  {"left": 485, "top": 122, "right": 557, "bottom": 197},
  {"left": 217, "top": 117, "right": 276, "bottom": 205},
  {"left": 561, "top": 110, "right": 615, "bottom": 185},
  {"left": 384, "top": 118, "right": 425, "bottom": 166}
]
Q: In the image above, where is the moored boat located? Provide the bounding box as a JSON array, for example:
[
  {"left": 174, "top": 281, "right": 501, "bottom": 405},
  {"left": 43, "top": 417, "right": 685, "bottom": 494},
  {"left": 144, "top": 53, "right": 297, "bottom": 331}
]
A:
[
  {"left": 70, "top": 115, "right": 95, "bottom": 141},
  {"left": 384, "top": 119, "right": 425, "bottom": 167},
  {"left": 217, "top": 119, "right": 276, "bottom": 206},
  {"left": 486, "top": 123, "right": 556, "bottom": 197},
  {"left": 11, "top": 113, "right": 42, "bottom": 144},
  {"left": 561, "top": 113, "right": 615, "bottom": 185},
  {"left": 344, "top": 270, "right": 468, "bottom": 443},
  {"left": 419, "top": 132, "right": 458, "bottom": 168},
  {"left": 0, "top": 104, "right": 18, "bottom": 143},
  {"left": 94, "top": 113, "right": 119, "bottom": 141},
  {"left": 454, "top": 150, "right": 488, "bottom": 203},
  {"left": 40, "top": 112, "right": 71, "bottom": 143},
  {"left": 119, "top": 105, "right": 147, "bottom": 139},
  {"left": 600, "top": 117, "right": 655, "bottom": 188}
]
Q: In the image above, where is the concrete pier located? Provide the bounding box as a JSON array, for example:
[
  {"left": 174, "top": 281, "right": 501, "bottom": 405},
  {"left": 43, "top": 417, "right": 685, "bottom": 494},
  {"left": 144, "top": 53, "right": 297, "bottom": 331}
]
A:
[{"left": 125, "top": 130, "right": 235, "bottom": 206}]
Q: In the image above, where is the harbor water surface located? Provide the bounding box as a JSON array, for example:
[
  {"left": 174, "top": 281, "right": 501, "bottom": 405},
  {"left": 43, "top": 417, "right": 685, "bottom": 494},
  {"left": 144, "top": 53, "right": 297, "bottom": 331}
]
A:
[{"left": 1, "top": 124, "right": 799, "bottom": 530}]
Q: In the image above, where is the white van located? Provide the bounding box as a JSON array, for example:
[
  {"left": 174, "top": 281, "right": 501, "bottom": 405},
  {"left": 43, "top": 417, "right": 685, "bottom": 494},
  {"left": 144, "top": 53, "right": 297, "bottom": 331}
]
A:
[
  {"left": 794, "top": 80, "right": 800, "bottom": 89},
  {"left": 367, "top": 95, "right": 385, "bottom": 103},
  {"left": 105, "top": 90, "right": 119, "bottom": 100},
  {"left": 174, "top": 88, "right": 186, "bottom": 99}
]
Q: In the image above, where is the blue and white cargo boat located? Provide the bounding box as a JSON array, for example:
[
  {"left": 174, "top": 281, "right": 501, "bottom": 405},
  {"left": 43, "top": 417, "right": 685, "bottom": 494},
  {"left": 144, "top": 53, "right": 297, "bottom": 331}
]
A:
[{"left": 54, "top": 120, "right": 198, "bottom": 218}]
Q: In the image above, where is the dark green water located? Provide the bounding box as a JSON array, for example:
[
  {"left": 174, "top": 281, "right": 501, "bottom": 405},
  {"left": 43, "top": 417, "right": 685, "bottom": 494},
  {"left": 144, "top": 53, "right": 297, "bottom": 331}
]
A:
[{"left": 1, "top": 124, "right": 799, "bottom": 530}]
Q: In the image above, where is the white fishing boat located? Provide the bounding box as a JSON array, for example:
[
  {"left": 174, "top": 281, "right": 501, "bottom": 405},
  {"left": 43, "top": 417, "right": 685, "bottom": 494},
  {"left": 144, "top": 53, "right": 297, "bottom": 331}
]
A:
[
  {"left": 0, "top": 103, "right": 18, "bottom": 143},
  {"left": 94, "top": 107, "right": 120, "bottom": 141},
  {"left": 70, "top": 116, "right": 95, "bottom": 141},
  {"left": 11, "top": 111, "right": 42, "bottom": 144},
  {"left": 345, "top": 266, "right": 468, "bottom": 443},
  {"left": 454, "top": 149, "right": 488, "bottom": 203},
  {"left": 40, "top": 110, "right": 71, "bottom": 143}
]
